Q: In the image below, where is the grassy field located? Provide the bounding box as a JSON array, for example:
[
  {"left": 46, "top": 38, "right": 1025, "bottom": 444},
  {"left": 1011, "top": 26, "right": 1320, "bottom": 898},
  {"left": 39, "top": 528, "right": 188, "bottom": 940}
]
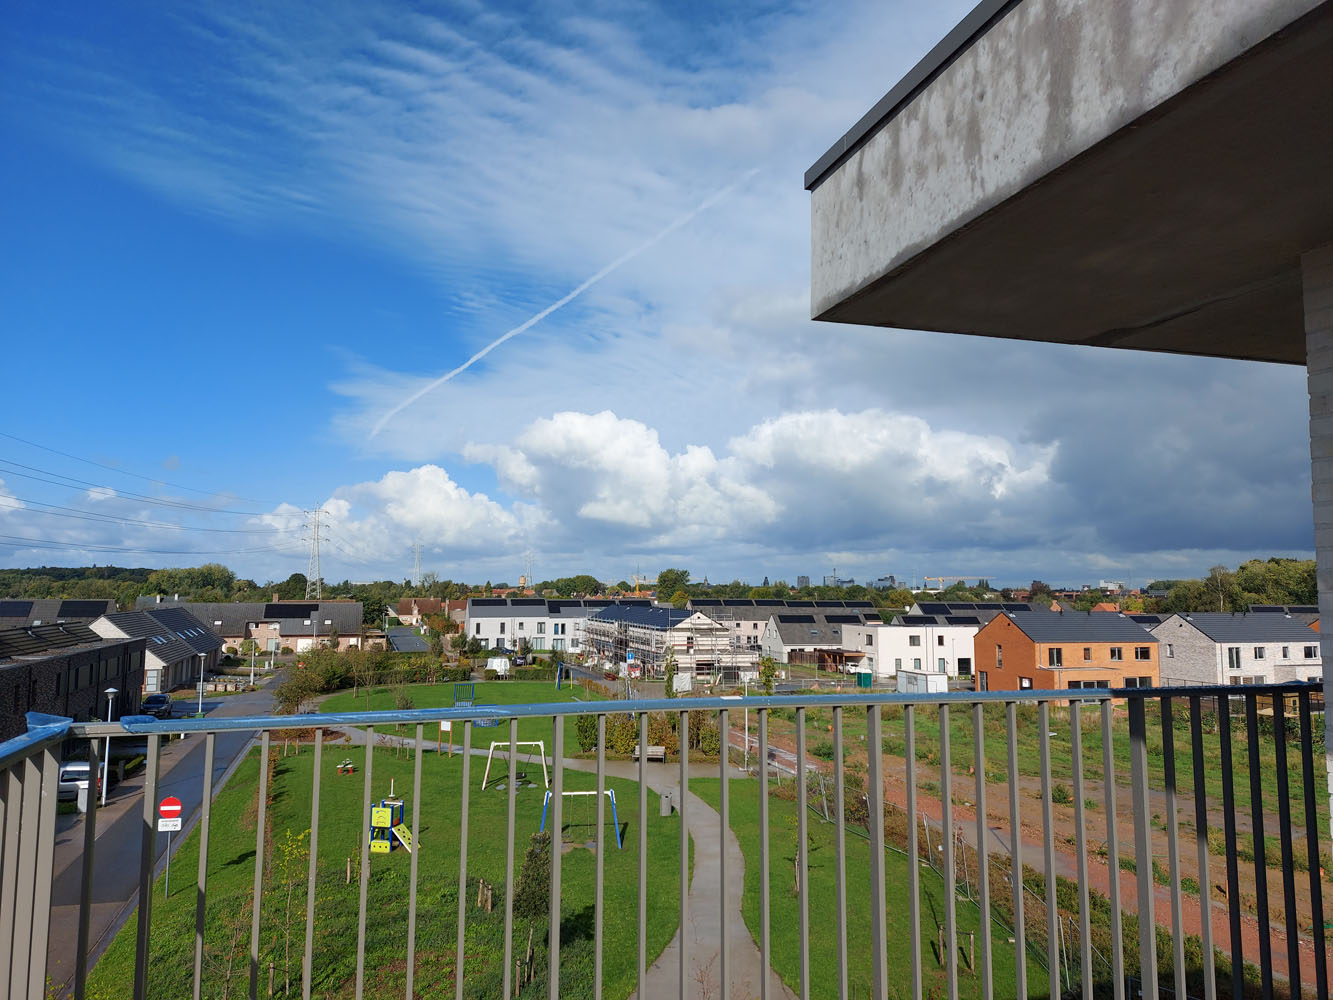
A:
[
  {"left": 755, "top": 698, "right": 1330, "bottom": 851},
  {"left": 320, "top": 680, "right": 608, "bottom": 747},
  {"left": 692, "top": 777, "right": 1047, "bottom": 1000},
  {"left": 88, "top": 739, "right": 681, "bottom": 999}
]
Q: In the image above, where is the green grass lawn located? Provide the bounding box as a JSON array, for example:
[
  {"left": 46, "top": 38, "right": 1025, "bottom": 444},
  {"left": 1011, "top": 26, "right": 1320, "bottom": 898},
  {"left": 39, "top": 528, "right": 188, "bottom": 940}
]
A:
[
  {"left": 692, "top": 777, "right": 1048, "bottom": 1000},
  {"left": 320, "top": 680, "right": 606, "bottom": 747},
  {"left": 88, "top": 739, "right": 680, "bottom": 999}
]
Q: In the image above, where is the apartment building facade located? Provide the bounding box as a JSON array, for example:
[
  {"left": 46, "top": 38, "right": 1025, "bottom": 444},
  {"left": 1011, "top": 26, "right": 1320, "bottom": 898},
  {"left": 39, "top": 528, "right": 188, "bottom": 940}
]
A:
[{"left": 974, "top": 611, "right": 1159, "bottom": 692}]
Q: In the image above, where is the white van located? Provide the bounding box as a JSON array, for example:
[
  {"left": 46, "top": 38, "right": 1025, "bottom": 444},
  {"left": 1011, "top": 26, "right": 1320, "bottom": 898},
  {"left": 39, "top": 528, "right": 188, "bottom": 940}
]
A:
[{"left": 486, "top": 656, "right": 512, "bottom": 677}]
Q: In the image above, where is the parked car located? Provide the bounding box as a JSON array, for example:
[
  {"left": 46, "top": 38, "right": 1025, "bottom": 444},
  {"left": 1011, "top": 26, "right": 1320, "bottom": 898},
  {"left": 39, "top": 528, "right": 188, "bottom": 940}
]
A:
[
  {"left": 57, "top": 761, "right": 106, "bottom": 801},
  {"left": 142, "top": 693, "right": 173, "bottom": 719},
  {"left": 486, "top": 656, "right": 512, "bottom": 677}
]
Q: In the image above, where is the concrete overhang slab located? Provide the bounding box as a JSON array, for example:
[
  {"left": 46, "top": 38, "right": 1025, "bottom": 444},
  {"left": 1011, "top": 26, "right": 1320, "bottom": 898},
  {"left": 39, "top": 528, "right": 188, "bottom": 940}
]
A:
[{"left": 808, "top": 0, "right": 1333, "bottom": 365}]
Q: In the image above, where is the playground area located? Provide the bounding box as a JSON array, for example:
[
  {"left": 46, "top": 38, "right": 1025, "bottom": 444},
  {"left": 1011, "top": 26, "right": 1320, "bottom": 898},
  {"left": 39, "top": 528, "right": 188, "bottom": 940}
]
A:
[{"left": 87, "top": 731, "right": 681, "bottom": 999}]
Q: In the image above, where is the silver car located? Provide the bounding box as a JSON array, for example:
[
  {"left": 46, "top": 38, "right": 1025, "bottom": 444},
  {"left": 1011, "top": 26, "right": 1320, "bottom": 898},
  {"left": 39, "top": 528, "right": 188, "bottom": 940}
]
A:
[{"left": 57, "top": 761, "right": 106, "bottom": 801}]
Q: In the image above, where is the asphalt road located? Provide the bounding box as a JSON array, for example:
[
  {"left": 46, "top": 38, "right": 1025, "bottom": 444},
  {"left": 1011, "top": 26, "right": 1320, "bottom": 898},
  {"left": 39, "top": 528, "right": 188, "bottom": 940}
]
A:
[{"left": 46, "top": 676, "right": 281, "bottom": 996}]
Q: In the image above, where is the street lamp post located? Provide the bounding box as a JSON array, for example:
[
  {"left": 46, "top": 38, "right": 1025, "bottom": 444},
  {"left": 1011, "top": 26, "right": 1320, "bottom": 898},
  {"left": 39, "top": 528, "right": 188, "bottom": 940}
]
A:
[
  {"left": 197, "top": 653, "right": 206, "bottom": 716},
  {"left": 249, "top": 642, "right": 256, "bottom": 687},
  {"left": 101, "top": 687, "right": 117, "bottom": 806}
]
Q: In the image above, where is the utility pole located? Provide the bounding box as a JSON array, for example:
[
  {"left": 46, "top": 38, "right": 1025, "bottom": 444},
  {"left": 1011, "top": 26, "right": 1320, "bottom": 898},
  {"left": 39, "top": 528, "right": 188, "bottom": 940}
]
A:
[{"left": 412, "top": 542, "right": 423, "bottom": 589}]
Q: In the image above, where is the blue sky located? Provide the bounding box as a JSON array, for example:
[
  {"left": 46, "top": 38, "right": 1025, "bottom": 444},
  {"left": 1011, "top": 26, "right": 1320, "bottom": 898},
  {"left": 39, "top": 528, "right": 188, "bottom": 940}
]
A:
[{"left": 0, "top": 0, "right": 1314, "bottom": 588}]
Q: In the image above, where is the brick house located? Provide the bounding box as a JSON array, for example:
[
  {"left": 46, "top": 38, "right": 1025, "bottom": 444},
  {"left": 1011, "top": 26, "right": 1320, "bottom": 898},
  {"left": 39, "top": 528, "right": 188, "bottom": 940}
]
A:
[{"left": 974, "top": 611, "right": 1159, "bottom": 692}]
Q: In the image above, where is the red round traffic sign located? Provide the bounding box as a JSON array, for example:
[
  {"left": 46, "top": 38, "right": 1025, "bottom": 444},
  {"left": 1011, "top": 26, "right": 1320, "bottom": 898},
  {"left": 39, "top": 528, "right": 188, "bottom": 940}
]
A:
[{"left": 158, "top": 796, "right": 182, "bottom": 818}]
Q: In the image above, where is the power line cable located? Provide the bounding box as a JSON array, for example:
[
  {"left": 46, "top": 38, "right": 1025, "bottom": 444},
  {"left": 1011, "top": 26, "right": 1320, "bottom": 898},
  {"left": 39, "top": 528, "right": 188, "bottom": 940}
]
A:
[
  {"left": 0, "top": 430, "right": 284, "bottom": 505},
  {"left": 0, "top": 496, "right": 301, "bottom": 533},
  {"left": 0, "top": 459, "right": 303, "bottom": 517},
  {"left": 0, "top": 532, "right": 291, "bottom": 556}
]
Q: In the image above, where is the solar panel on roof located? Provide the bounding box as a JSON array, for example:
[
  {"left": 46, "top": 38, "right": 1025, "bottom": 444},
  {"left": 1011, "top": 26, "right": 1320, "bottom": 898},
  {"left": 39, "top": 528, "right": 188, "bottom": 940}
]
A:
[
  {"left": 0, "top": 600, "right": 33, "bottom": 618},
  {"left": 753, "top": 599, "right": 783, "bottom": 606},
  {"left": 1129, "top": 615, "right": 1160, "bottom": 624},
  {"left": 845, "top": 601, "right": 875, "bottom": 608},
  {"left": 1290, "top": 605, "right": 1318, "bottom": 614},
  {"left": 824, "top": 614, "right": 863, "bottom": 623},
  {"left": 815, "top": 600, "right": 843, "bottom": 607},
  {"left": 918, "top": 603, "right": 949, "bottom": 615},
  {"left": 778, "top": 614, "right": 816, "bottom": 623},
  {"left": 1002, "top": 603, "right": 1029, "bottom": 613},
  {"left": 58, "top": 600, "right": 110, "bottom": 618},
  {"left": 974, "top": 602, "right": 1001, "bottom": 610},
  {"left": 692, "top": 598, "right": 723, "bottom": 605},
  {"left": 945, "top": 616, "right": 981, "bottom": 626},
  {"left": 510, "top": 598, "right": 545, "bottom": 606},
  {"left": 721, "top": 599, "right": 754, "bottom": 606},
  {"left": 470, "top": 598, "right": 507, "bottom": 606},
  {"left": 1249, "top": 605, "right": 1284, "bottom": 612},
  {"left": 265, "top": 603, "right": 318, "bottom": 618},
  {"left": 787, "top": 601, "right": 814, "bottom": 608},
  {"left": 901, "top": 615, "right": 937, "bottom": 625}
]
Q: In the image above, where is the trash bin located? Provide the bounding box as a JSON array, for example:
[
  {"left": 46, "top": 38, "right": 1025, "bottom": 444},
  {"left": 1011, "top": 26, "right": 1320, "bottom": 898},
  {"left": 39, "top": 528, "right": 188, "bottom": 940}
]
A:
[
  {"left": 856, "top": 671, "right": 872, "bottom": 689},
  {"left": 660, "top": 790, "right": 673, "bottom": 817},
  {"left": 77, "top": 784, "right": 88, "bottom": 814}
]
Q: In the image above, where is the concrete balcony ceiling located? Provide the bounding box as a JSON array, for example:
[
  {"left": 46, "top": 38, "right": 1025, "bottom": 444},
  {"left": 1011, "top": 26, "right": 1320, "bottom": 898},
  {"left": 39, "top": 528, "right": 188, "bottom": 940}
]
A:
[{"left": 807, "top": 0, "right": 1333, "bottom": 365}]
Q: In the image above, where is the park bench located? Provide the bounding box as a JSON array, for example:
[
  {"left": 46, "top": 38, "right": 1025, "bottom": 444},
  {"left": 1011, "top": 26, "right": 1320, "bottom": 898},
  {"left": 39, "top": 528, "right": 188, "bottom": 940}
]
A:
[{"left": 632, "top": 744, "right": 667, "bottom": 763}]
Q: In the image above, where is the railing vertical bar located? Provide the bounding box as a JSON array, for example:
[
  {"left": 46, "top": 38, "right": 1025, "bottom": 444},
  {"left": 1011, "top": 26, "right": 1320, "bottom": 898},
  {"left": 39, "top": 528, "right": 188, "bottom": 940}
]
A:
[
  {"left": 1006, "top": 702, "right": 1026, "bottom": 1000},
  {"left": 133, "top": 732, "right": 161, "bottom": 1000},
  {"left": 1070, "top": 701, "right": 1092, "bottom": 1000},
  {"left": 796, "top": 706, "right": 810, "bottom": 1000},
  {"left": 354, "top": 726, "right": 373, "bottom": 1000},
  {"left": 460, "top": 718, "right": 476, "bottom": 1000},
  {"left": 972, "top": 703, "right": 992, "bottom": 1000},
  {"left": 940, "top": 704, "right": 957, "bottom": 1000},
  {"left": 1217, "top": 693, "right": 1244, "bottom": 1000},
  {"left": 8, "top": 756, "right": 40, "bottom": 1000},
  {"left": 905, "top": 703, "right": 922, "bottom": 1000},
  {"left": 679, "top": 708, "right": 689, "bottom": 1000},
  {"left": 1128, "top": 696, "right": 1158, "bottom": 1000},
  {"left": 74, "top": 738, "right": 101, "bottom": 1000},
  {"left": 1243, "top": 693, "right": 1274, "bottom": 1000},
  {"left": 250, "top": 730, "right": 271, "bottom": 1000},
  {"left": 548, "top": 714, "right": 563, "bottom": 1000},
  {"left": 1102, "top": 699, "right": 1125, "bottom": 1000},
  {"left": 1296, "top": 690, "right": 1328, "bottom": 1000},
  {"left": 406, "top": 723, "right": 423, "bottom": 1000},
  {"left": 1270, "top": 695, "right": 1300, "bottom": 1000},
  {"left": 501, "top": 717, "right": 514, "bottom": 999},
  {"left": 719, "top": 706, "right": 729, "bottom": 1000},
  {"left": 1161, "top": 698, "right": 1186, "bottom": 1000},
  {"left": 637, "top": 710, "right": 648, "bottom": 1000},
  {"left": 759, "top": 708, "right": 771, "bottom": 1000},
  {"left": 1038, "top": 701, "right": 1059, "bottom": 1000},
  {"left": 866, "top": 704, "right": 888, "bottom": 1000},
  {"left": 193, "top": 731, "right": 216, "bottom": 1000},
  {"left": 25, "top": 746, "right": 59, "bottom": 1000},
  {"left": 595, "top": 712, "right": 606, "bottom": 1000},
  {"left": 833, "top": 706, "right": 849, "bottom": 1000},
  {"left": 0, "top": 764, "right": 19, "bottom": 994},
  {"left": 1188, "top": 696, "right": 1217, "bottom": 1000},
  {"left": 303, "top": 730, "right": 322, "bottom": 1000}
]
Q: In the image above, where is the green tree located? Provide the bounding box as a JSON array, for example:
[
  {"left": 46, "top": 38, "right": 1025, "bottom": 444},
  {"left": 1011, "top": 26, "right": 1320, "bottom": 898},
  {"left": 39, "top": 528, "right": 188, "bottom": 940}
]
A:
[
  {"left": 656, "top": 568, "right": 690, "bottom": 597},
  {"left": 663, "top": 648, "right": 678, "bottom": 698},
  {"left": 758, "top": 656, "right": 778, "bottom": 696},
  {"left": 513, "top": 832, "right": 552, "bottom": 919}
]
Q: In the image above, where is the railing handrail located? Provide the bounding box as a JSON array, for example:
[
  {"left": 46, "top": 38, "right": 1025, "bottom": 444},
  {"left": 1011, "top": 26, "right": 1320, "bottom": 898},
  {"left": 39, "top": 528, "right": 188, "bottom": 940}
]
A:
[
  {"left": 0, "top": 711, "right": 72, "bottom": 769},
  {"left": 63, "top": 680, "right": 1322, "bottom": 738}
]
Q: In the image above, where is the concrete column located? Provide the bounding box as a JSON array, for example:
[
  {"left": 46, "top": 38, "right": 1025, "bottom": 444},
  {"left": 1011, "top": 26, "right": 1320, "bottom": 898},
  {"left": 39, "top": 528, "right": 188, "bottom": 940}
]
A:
[{"left": 1303, "top": 242, "right": 1333, "bottom": 843}]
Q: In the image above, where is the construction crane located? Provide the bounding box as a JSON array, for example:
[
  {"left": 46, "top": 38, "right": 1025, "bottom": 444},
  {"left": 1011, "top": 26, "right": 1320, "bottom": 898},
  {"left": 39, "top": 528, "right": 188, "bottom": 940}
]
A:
[{"left": 923, "top": 575, "right": 990, "bottom": 591}]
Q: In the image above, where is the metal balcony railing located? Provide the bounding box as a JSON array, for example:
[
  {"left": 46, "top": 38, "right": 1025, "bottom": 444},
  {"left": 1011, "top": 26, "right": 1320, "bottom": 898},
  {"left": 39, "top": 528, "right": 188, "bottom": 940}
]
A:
[{"left": 1, "top": 683, "right": 1329, "bottom": 1000}]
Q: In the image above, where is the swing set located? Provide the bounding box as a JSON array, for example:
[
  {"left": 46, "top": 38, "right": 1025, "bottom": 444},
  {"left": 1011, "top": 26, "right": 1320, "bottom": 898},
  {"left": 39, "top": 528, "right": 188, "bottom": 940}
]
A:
[
  {"left": 538, "top": 788, "right": 623, "bottom": 849},
  {"left": 480, "top": 741, "right": 549, "bottom": 789}
]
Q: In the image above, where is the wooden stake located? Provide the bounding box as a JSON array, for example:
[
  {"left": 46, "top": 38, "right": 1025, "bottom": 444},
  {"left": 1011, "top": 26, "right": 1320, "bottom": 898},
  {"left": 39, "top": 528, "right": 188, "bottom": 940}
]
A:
[{"left": 346, "top": 857, "right": 351, "bottom": 884}]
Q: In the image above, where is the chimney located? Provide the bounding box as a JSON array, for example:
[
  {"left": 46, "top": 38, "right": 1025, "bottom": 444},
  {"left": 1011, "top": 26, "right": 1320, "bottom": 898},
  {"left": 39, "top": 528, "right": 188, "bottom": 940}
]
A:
[{"left": 274, "top": 592, "right": 279, "bottom": 602}]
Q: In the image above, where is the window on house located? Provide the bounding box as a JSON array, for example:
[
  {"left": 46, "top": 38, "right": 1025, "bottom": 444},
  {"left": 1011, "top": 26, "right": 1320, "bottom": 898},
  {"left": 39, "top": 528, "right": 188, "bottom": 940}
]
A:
[
  {"left": 937, "top": 657, "right": 946, "bottom": 672},
  {"left": 1305, "top": 645, "right": 1318, "bottom": 658},
  {"left": 937, "top": 635, "right": 944, "bottom": 646},
  {"left": 1019, "top": 677, "right": 1033, "bottom": 690},
  {"left": 303, "top": 619, "right": 311, "bottom": 626},
  {"left": 499, "top": 623, "right": 505, "bottom": 634},
  {"left": 1166, "top": 643, "right": 1174, "bottom": 658},
  {"left": 537, "top": 622, "right": 545, "bottom": 634},
  {"left": 1110, "top": 647, "right": 1123, "bottom": 661},
  {"left": 475, "top": 623, "right": 481, "bottom": 635},
  {"left": 518, "top": 622, "right": 525, "bottom": 630},
  {"left": 978, "top": 671, "right": 988, "bottom": 691},
  {"left": 1253, "top": 646, "right": 1265, "bottom": 659},
  {"left": 1281, "top": 646, "right": 1289, "bottom": 658},
  {"left": 913, "top": 658, "right": 921, "bottom": 669},
  {"left": 1083, "top": 647, "right": 1092, "bottom": 661},
  {"left": 1068, "top": 680, "right": 1082, "bottom": 690},
  {"left": 909, "top": 635, "right": 921, "bottom": 647},
  {"left": 866, "top": 634, "right": 873, "bottom": 645},
  {"left": 894, "top": 658, "right": 902, "bottom": 670},
  {"left": 1134, "top": 647, "right": 1151, "bottom": 660},
  {"left": 1048, "top": 648, "right": 1063, "bottom": 667},
  {"left": 1227, "top": 647, "right": 1242, "bottom": 669},
  {"left": 996, "top": 645, "right": 1003, "bottom": 669}
]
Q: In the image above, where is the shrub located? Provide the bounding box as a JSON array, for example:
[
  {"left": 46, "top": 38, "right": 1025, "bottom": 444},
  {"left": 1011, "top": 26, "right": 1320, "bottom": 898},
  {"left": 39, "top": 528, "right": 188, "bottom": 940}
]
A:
[
  {"left": 441, "top": 667, "right": 472, "bottom": 682},
  {"left": 575, "top": 714, "right": 598, "bottom": 753},
  {"left": 697, "top": 724, "right": 721, "bottom": 757},
  {"left": 224, "top": 646, "right": 238, "bottom": 655},
  {"left": 280, "top": 646, "right": 293, "bottom": 654},
  {"left": 811, "top": 740, "right": 836, "bottom": 761},
  {"left": 1051, "top": 783, "right": 1073, "bottom": 804},
  {"left": 607, "top": 714, "right": 637, "bottom": 756},
  {"left": 483, "top": 669, "right": 498, "bottom": 681},
  {"left": 647, "top": 713, "right": 678, "bottom": 756}
]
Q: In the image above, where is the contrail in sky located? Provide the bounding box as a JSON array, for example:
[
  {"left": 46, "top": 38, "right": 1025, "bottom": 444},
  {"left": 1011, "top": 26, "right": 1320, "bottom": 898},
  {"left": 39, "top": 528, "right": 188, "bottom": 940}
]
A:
[{"left": 369, "top": 169, "right": 759, "bottom": 438}]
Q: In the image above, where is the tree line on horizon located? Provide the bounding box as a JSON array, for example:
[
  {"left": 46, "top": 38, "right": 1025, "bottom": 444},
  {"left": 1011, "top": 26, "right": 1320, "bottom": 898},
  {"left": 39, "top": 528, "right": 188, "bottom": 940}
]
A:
[{"left": 0, "top": 556, "right": 1315, "bottom": 623}]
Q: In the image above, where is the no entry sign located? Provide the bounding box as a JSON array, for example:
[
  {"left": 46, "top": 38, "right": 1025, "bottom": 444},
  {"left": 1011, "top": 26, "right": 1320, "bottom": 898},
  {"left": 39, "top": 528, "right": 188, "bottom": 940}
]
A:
[{"left": 158, "top": 796, "right": 183, "bottom": 831}]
